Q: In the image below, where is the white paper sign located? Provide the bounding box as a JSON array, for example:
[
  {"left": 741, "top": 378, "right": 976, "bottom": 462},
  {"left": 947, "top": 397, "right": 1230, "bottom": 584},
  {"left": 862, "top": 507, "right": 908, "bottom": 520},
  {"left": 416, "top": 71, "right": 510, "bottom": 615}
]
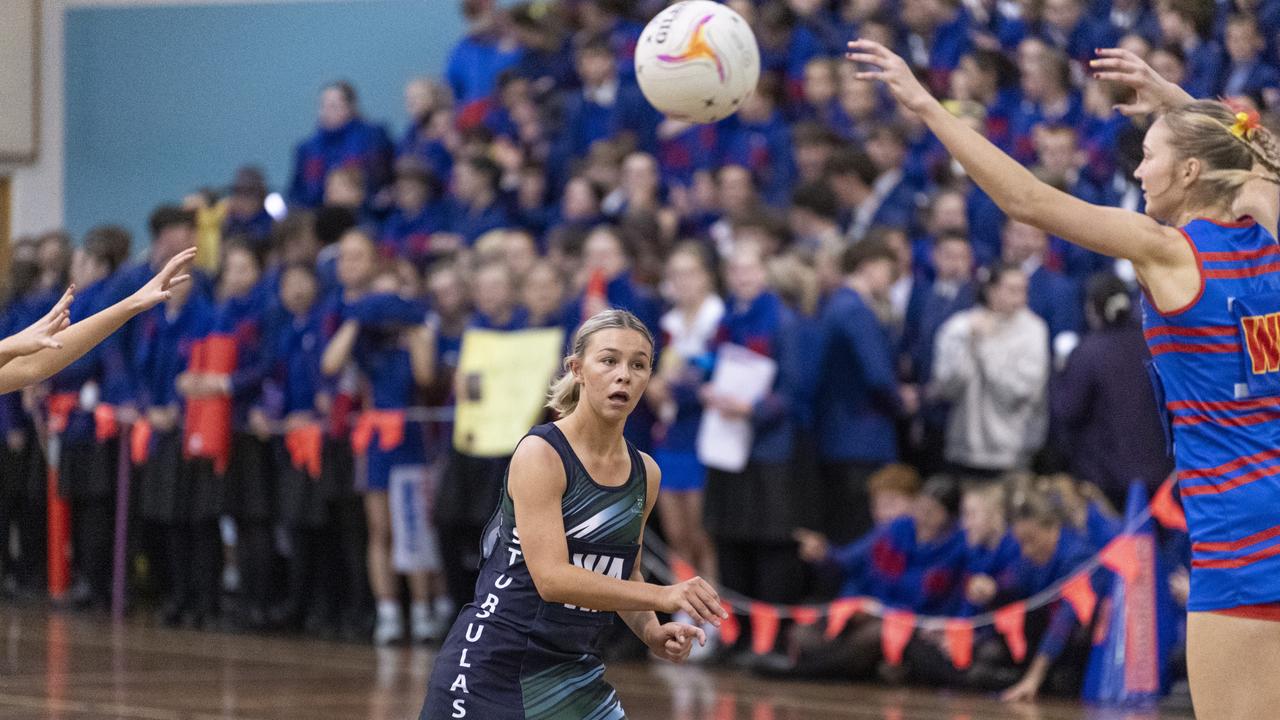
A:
[{"left": 696, "top": 343, "right": 778, "bottom": 473}]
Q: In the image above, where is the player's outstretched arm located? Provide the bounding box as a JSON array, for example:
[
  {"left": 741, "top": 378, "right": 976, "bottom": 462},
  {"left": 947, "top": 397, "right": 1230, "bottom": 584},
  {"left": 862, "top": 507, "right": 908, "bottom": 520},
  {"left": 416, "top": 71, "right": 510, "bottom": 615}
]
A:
[
  {"left": 0, "top": 248, "right": 195, "bottom": 395},
  {"left": 512, "top": 437, "right": 727, "bottom": 625},
  {"left": 1090, "top": 48, "right": 1194, "bottom": 117},
  {"left": 845, "top": 40, "right": 1182, "bottom": 271},
  {"left": 0, "top": 286, "right": 75, "bottom": 371},
  {"left": 1091, "top": 47, "right": 1278, "bottom": 240}
]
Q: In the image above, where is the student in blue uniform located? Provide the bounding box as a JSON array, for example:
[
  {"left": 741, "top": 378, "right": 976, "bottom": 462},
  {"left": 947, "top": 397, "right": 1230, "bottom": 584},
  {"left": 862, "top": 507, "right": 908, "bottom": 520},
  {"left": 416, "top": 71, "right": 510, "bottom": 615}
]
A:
[
  {"left": 702, "top": 242, "right": 805, "bottom": 621},
  {"left": 816, "top": 240, "right": 913, "bottom": 543},
  {"left": 45, "top": 229, "right": 132, "bottom": 608},
  {"left": 648, "top": 244, "right": 723, "bottom": 595},
  {"left": 205, "top": 241, "right": 275, "bottom": 629},
  {"left": 288, "top": 81, "right": 393, "bottom": 209},
  {"left": 420, "top": 309, "right": 725, "bottom": 720},
  {"left": 322, "top": 228, "right": 438, "bottom": 644},
  {"left": 133, "top": 252, "right": 215, "bottom": 627},
  {"left": 770, "top": 477, "right": 966, "bottom": 681},
  {"left": 262, "top": 263, "right": 336, "bottom": 633},
  {"left": 964, "top": 487, "right": 1099, "bottom": 700},
  {"left": 853, "top": 37, "right": 1280, "bottom": 714}
]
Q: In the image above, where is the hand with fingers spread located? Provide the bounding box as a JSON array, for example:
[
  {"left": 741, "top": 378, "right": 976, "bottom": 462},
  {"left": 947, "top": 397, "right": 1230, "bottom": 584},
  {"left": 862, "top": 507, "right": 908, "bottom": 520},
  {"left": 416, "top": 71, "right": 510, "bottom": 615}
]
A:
[
  {"left": 659, "top": 576, "right": 728, "bottom": 627},
  {"left": 1089, "top": 48, "right": 1193, "bottom": 117},
  {"left": 0, "top": 286, "right": 75, "bottom": 361},
  {"left": 128, "top": 247, "right": 197, "bottom": 313},
  {"left": 645, "top": 621, "right": 707, "bottom": 664},
  {"left": 846, "top": 39, "right": 938, "bottom": 115}
]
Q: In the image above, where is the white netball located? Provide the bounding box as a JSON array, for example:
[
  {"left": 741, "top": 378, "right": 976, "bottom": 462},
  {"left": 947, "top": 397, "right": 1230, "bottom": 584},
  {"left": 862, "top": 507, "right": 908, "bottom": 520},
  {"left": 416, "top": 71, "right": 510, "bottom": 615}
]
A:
[{"left": 634, "top": 0, "right": 761, "bottom": 124}]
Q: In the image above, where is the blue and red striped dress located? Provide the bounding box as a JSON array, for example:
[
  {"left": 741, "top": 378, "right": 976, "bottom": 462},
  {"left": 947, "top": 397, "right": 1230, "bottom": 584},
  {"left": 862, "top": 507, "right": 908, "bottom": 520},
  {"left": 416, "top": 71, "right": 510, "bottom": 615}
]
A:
[{"left": 1141, "top": 216, "right": 1280, "bottom": 612}]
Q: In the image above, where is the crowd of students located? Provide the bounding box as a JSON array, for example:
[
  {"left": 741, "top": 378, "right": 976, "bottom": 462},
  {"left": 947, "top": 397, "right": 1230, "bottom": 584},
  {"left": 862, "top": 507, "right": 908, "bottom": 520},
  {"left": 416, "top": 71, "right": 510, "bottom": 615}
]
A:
[{"left": 2, "top": 0, "right": 1272, "bottom": 699}]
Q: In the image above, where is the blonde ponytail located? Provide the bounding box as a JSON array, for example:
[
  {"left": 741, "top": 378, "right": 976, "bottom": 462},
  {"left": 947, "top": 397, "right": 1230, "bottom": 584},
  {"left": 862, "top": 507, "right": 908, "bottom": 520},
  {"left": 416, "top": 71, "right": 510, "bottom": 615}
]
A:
[{"left": 545, "top": 309, "right": 654, "bottom": 417}]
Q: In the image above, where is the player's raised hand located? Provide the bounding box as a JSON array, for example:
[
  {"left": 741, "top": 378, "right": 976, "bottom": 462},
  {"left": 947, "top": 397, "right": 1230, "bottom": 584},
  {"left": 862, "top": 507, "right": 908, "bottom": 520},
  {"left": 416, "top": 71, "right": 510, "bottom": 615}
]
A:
[
  {"left": 0, "top": 286, "right": 74, "bottom": 357},
  {"left": 846, "top": 39, "right": 936, "bottom": 115},
  {"left": 1090, "top": 48, "right": 1193, "bottom": 117},
  {"left": 645, "top": 621, "right": 707, "bottom": 664},
  {"left": 659, "top": 576, "right": 727, "bottom": 627},
  {"left": 129, "top": 247, "right": 196, "bottom": 312}
]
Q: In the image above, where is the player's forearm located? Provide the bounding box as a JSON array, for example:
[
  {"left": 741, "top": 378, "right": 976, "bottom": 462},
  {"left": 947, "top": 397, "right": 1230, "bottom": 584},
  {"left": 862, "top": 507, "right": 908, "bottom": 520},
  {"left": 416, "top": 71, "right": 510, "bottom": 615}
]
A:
[
  {"left": 620, "top": 567, "right": 661, "bottom": 641},
  {"left": 532, "top": 564, "right": 666, "bottom": 613},
  {"left": 0, "top": 297, "right": 141, "bottom": 394}
]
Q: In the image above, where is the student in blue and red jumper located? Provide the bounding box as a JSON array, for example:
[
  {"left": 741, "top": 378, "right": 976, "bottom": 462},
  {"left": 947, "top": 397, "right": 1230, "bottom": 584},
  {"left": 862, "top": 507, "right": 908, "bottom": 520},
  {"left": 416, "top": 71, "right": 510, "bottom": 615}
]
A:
[
  {"left": 322, "top": 229, "right": 438, "bottom": 645},
  {"left": 716, "top": 79, "right": 796, "bottom": 208},
  {"left": 380, "top": 159, "right": 451, "bottom": 269},
  {"left": 701, "top": 241, "right": 806, "bottom": 644},
  {"left": 446, "top": 156, "right": 511, "bottom": 247},
  {"left": 45, "top": 228, "right": 132, "bottom": 609},
  {"left": 964, "top": 487, "right": 1100, "bottom": 699},
  {"left": 136, "top": 262, "right": 217, "bottom": 627},
  {"left": 554, "top": 37, "right": 658, "bottom": 170},
  {"left": 648, "top": 243, "right": 724, "bottom": 593},
  {"left": 436, "top": 260, "right": 528, "bottom": 610},
  {"left": 1154, "top": 0, "right": 1224, "bottom": 98},
  {"left": 773, "top": 477, "right": 966, "bottom": 680},
  {"left": 288, "top": 81, "right": 393, "bottom": 210},
  {"left": 260, "top": 263, "right": 338, "bottom": 634},
  {"left": 1219, "top": 14, "right": 1280, "bottom": 98},
  {"left": 222, "top": 167, "right": 275, "bottom": 254},
  {"left": 816, "top": 240, "right": 916, "bottom": 544}
]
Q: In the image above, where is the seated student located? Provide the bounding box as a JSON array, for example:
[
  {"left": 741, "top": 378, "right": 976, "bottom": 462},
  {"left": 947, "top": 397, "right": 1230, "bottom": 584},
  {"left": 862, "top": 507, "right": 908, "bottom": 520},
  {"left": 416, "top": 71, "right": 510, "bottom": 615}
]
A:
[
  {"left": 766, "top": 477, "right": 965, "bottom": 681},
  {"left": 965, "top": 487, "right": 1102, "bottom": 702},
  {"left": 901, "top": 480, "right": 1022, "bottom": 685}
]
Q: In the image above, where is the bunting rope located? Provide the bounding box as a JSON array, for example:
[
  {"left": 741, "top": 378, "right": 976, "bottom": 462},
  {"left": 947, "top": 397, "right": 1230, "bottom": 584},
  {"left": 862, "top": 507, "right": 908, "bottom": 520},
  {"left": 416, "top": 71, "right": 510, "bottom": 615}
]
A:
[{"left": 639, "top": 490, "right": 1176, "bottom": 635}]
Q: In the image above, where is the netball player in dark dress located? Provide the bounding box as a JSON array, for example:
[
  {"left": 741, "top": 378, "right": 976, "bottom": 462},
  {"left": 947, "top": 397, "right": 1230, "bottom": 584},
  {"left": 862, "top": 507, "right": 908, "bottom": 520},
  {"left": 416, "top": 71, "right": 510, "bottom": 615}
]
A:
[
  {"left": 849, "top": 37, "right": 1280, "bottom": 714},
  {"left": 420, "top": 309, "right": 726, "bottom": 720}
]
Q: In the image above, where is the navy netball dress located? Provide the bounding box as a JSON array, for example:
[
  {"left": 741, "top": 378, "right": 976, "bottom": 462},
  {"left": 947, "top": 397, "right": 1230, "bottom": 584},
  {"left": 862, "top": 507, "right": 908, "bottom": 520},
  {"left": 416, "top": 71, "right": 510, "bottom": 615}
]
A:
[
  {"left": 1141, "top": 217, "right": 1280, "bottom": 612},
  {"left": 421, "top": 422, "right": 648, "bottom": 720}
]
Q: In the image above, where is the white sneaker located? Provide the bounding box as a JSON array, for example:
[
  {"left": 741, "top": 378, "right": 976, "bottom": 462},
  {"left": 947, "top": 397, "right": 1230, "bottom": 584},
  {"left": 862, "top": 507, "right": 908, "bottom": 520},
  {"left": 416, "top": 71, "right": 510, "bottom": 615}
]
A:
[
  {"left": 374, "top": 611, "right": 404, "bottom": 646},
  {"left": 410, "top": 603, "right": 442, "bottom": 643}
]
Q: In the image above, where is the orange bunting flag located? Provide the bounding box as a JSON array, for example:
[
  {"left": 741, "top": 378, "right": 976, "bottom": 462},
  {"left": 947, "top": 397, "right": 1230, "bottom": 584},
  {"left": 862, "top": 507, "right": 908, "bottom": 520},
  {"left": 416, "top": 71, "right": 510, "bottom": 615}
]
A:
[
  {"left": 93, "top": 404, "right": 118, "bottom": 441},
  {"left": 1151, "top": 476, "right": 1187, "bottom": 531},
  {"left": 880, "top": 610, "right": 916, "bottom": 666},
  {"left": 825, "top": 597, "right": 865, "bottom": 639},
  {"left": 351, "top": 410, "right": 407, "bottom": 455},
  {"left": 719, "top": 600, "right": 741, "bottom": 646},
  {"left": 130, "top": 420, "right": 152, "bottom": 465},
  {"left": 285, "top": 424, "right": 324, "bottom": 478},
  {"left": 750, "top": 603, "right": 781, "bottom": 655},
  {"left": 944, "top": 619, "right": 974, "bottom": 670},
  {"left": 46, "top": 393, "right": 77, "bottom": 435},
  {"left": 671, "top": 556, "right": 698, "bottom": 583},
  {"left": 791, "top": 606, "right": 821, "bottom": 627},
  {"left": 994, "top": 602, "right": 1028, "bottom": 663},
  {"left": 1100, "top": 535, "right": 1140, "bottom": 583},
  {"left": 1062, "top": 573, "right": 1098, "bottom": 625}
]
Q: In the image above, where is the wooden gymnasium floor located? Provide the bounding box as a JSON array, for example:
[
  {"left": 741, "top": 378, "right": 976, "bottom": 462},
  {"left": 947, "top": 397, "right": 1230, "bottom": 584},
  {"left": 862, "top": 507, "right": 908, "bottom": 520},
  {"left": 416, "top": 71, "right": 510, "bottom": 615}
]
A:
[{"left": 0, "top": 605, "right": 1196, "bottom": 720}]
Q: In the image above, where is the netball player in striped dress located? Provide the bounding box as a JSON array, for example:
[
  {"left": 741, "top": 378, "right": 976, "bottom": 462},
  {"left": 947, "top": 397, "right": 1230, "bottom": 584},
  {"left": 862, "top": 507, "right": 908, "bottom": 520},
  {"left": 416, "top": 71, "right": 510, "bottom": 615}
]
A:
[
  {"left": 847, "top": 39, "right": 1280, "bottom": 717},
  {"left": 0, "top": 248, "right": 194, "bottom": 394},
  {"left": 420, "top": 309, "right": 726, "bottom": 720}
]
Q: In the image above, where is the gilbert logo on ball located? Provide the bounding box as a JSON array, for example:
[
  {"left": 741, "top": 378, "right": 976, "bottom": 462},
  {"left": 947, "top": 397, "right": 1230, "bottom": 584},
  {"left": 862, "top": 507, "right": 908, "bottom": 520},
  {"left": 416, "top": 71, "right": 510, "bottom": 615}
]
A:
[{"left": 635, "top": 0, "right": 760, "bottom": 124}]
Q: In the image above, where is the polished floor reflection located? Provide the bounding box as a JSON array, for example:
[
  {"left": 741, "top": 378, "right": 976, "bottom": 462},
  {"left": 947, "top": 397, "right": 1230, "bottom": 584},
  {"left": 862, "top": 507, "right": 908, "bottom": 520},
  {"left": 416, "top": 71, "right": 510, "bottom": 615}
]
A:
[{"left": 0, "top": 606, "right": 1195, "bottom": 719}]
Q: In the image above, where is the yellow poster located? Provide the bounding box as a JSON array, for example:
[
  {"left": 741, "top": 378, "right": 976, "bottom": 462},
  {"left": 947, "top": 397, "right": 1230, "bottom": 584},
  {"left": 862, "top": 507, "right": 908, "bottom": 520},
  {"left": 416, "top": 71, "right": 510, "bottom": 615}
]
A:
[{"left": 452, "top": 328, "right": 565, "bottom": 457}]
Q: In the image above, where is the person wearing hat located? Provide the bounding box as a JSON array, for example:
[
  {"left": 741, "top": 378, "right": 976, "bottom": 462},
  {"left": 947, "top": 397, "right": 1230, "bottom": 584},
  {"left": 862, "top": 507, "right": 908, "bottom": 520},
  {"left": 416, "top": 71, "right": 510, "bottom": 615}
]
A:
[
  {"left": 380, "top": 158, "right": 450, "bottom": 268},
  {"left": 223, "top": 166, "right": 274, "bottom": 253},
  {"left": 763, "top": 475, "right": 966, "bottom": 680}
]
